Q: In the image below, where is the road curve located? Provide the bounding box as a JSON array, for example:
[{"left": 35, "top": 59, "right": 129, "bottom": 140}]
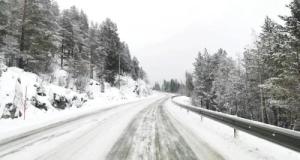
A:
[
  {"left": 106, "top": 97, "right": 199, "bottom": 160},
  {"left": 106, "top": 96, "right": 224, "bottom": 160},
  {"left": 0, "top": 95, "right": 224, "bottom": 160}
]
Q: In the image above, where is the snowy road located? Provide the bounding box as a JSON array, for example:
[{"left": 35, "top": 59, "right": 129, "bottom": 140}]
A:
[{"left": 0, "top": 95, "right": 224, "bottom": 160}]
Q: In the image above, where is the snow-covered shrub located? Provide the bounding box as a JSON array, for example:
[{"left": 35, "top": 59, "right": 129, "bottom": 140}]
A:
[
  {"left": 86, "top": 80, "right": 102, "bottom": 99},
  {"left": 34, "top": 83, "right": 46, "bottom": 96},
  {"left": 31, "top": 96, "right": 47, "bottom": 111},
  {"left": 51, "top": 93, "right": 69, "bottom": 109},
  {"left": 0, "top": 66, "right": 151, "bottom": 120},
  {"left": 0, "top": 63, "right": 7, "bottom": 77},
  {"left": 1, "top": 103, "right": 22, "bottom": 119},
  {"left": 51, "top": 69, "right": 68, "bottom": 87},
  {"left": 116, "top": 75, "right": 152, "bottom": 98},
  {"left": 71, "top": 96, "right": 87, "bottom": 108},
  {"left": 74, "top": 75, "right": 89, "bottom": 93},
  {"left": 136, "top": 79, "right": 152, "bottom": 96}
]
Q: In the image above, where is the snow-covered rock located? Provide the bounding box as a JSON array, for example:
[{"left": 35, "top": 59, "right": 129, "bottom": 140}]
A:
[{"left": 0, "top": 67, "right": 152, "bottom": 120}]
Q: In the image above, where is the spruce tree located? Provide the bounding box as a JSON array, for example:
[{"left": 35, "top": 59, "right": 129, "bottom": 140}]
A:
[
  {"left": 280, "top": 0, "right": 300, "bottom": 130},
  {"left": 153, "top": 82, "right": 161, "bottom": 91},
  {"left": 21, "top": 0, "right": 59, "bottom": 73},
  {"left": 131, "top": 56, "right": 140, "bottom": 81},
  {"left": 97, "top": 18, "right": 122, "bottom": 85},
  {"left": 185, "top": 72, "right": 194, "bottom": 97},
  {"left": 0, "top": 0, "right": 9, "bottom": 49},
  {"left": 120, "top": 42, "right": 132, "bottom": 74}
]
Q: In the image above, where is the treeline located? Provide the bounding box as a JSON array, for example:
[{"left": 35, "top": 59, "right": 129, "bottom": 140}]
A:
[
  {"left": 153, "top": 79, "right": 185, "bottom": 94},
  {"left": 189, "top": 0, "right": 300, "bottom": 130},
  {"left": 0, "top": 0, "right": 146, "bottom": 90}
]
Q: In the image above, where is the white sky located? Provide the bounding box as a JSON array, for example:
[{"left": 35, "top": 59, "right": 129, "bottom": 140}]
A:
[{"left": 56, "top": 0, "right": 291, "bottom": 83}]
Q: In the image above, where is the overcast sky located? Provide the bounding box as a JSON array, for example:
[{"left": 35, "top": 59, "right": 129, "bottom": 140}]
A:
[{"left": 56, "top": 0, "right": 291, "bottom": 83}]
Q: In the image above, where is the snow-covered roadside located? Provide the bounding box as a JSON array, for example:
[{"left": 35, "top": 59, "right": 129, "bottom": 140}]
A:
[
  {"left": 169, "top": 96, "right": 300, "bottom": 160},
  {"left": 0, "top": 93, "right": 160, "bottom": 143},
  {"left": 0, "top": 67, "right": 156, "bottom": 143},
  {"left": 0, "top": 95, "right": 165, "bottom": 160}
]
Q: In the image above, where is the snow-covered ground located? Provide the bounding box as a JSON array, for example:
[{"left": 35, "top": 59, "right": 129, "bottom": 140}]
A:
[
  {"left": 0, "top": 95, "right": 165, "bottom": 160},
  {"left": 0, "top": 67, "right": 153, "bottom": 143},
  {"left": 171, "top": 96, "right": 300, "bottom": 160},
  {"left": 1, "top": 93, "right": 298, "bottom": 160}
]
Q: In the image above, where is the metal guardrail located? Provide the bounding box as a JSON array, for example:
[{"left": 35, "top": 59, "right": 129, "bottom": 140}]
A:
[{"left": 171, "top": 96, "right": 300, "bottom": 152}]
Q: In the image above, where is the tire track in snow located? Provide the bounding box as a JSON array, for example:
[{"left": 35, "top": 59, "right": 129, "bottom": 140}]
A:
[
  {"left": 164, "top": 100, "right": 225, "bottom": 160},
  {"left": 106, "top": 98, "right": 163, "bottom": 160},
  {"left": 106, "top": 97, "right": 198, "bottom": 160},
  {"left": 0, "top": 97, "right": 163, "bottom": 160}
]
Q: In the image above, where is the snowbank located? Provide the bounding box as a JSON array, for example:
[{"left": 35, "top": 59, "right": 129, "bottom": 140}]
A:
[
  {"left": 0, "top": 66, "right": 153, "bottom": 142},
  {"left": 0, "top": 67, "right": 87, "bottom": 119},
  {"left": 171, "top": 96, "right": 300, "bottom": 160},
  {"left": 0, "top": 66, "right": 151, "bottom": 121}
]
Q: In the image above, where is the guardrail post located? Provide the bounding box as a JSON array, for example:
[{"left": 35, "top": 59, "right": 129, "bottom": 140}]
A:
[{"left": 234, "top": 128, "right": 238, "bottom": 138}]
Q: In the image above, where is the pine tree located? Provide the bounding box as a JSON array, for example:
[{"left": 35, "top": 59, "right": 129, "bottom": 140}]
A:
[
  {"left": 138, "top": 67, "right": 147, "bottom": 80},
  {"left": 0, "top": 0, "right": 146, "bottom": 93},
  {"left": 78, "top": 10, "right": 89, "bottom": 61},
  {"left": 120, "top": 42, "right": 132, "bottom": 74},
  {"left": 21, "top": 0, "right": 59, "bottom": 73},
  {"left": 88, "top": 22, "right": 99, "bottom": 79},
  {"left": 131, "top": 56, "right": 140, "bottom": 81},
  {"left": 162, "top": 80, "right": 170, "bottom": 92},
  {"left": 98, "top": 18, "right": 122, "bottom": 85},
  {"left": 59, "top": 9, "right": 74, "bottom": 68},
  {"left": 0, "top": 0, "right": 9, "bottom": 67},
  {"left": 193, "top": 49, "right": 219, "bottom": 109},
  {"left": 2, "top": 0, "right": 23, "bottom": 67},
  {"left": 185, "top": 72, "right": 194, "bottom": 97},
  {"left": 0, "top": 0, "right": 9, "bottom": 49},
  {"left": 280, "top": 0, "right": 300, "bottom": 130},
  {"left": 153, "top": 82, "right": 161, "bottom": 91},
  {"left": 256, "top": 17, "right": 291, "bottom": 125},
  {"left": 211, "top": 50, "right": 233, "bottom": 112}
]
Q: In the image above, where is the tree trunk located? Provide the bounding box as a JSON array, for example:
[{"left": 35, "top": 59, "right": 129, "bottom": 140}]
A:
[
  {"left": 19, "top": 0, "right": 27, "bottom": 69},
  {"left": 61, "top": 34, "right": 65, "bottom": 69},
  {"left": 264, "top": 107, "right": 270, "bottom": 124},
  {"left": 90, "top": 49, "right": 93, "bottom": 79},
  {"left": 100, "top": 78, "right": 105, "bottom": 93},
  {"left": 20, "top": 0, "right": 27, "bottom": 53},
  {"left": 258, "top": 57, "right": 265, "bottom": 123},
  {"left": 294, "top": 47, "right": 300, "bottom": 130},
  {"left": 60, "top": 54, "right": 63, "bottom": 69},
  {"left": 293, "top": 107, "right": 300, "bottom": 131},
  {"left": 259, "top": 88, "right": 265, "bottom": 123},
  {"left": 235, "top": 93, "right": 238, "bottom": 115},
  {"left": 90, "top": 64, "right": 93, "bottom": 79},
  {"left": 60, "top": 43, "right": 63, "bottom": 69},
  {"left": 272, "top": 107, "right": 279, "bottom": 126},
  {"left": 206, "top": 99, "right": 209, "bottom": 109}
]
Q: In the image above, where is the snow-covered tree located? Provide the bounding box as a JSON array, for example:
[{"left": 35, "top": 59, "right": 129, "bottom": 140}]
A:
[
  {"left": 0, "top": 0, "right": 147, "bottom": 93},
  {"left": 279, "top": 0, "right": 300, "bottom": 130},
  {"left": 98, "top": 18, "right": 122, "bottom": 85},
  {"left": 20, "top": 0, "right": 59, "bottom": 73},
  {"left": 120, "top": 42, "right": 132, "bottom": 74},
  {"left": 153, "top": 82, "right": 161, "bottom": 91},
  {"left": 0, "top": 0, "right": 9, "bottom": 49},
  {"left": 131, "top": 56, "right": 140, "bottom": 81},
  {"left": 185, "top": 72, "right": 194, "bottom": 97}
]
